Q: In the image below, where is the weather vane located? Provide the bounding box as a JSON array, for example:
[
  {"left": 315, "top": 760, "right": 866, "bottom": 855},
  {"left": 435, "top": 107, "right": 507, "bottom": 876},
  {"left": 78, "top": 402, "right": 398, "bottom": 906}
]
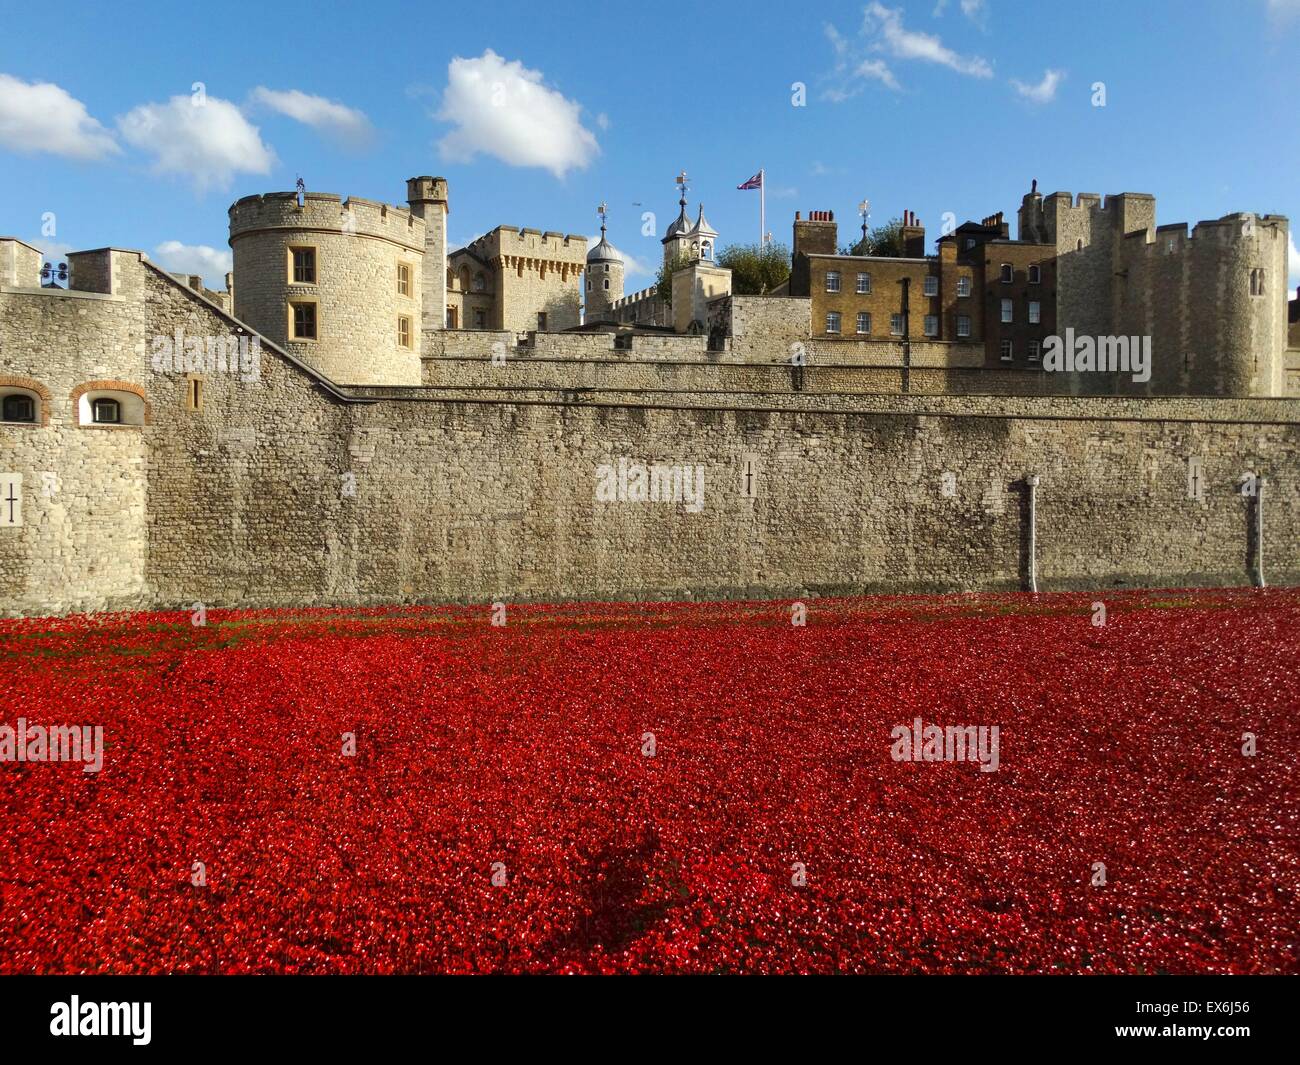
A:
[
  {"left": 859, "top": 198, "right": 871, "bottom": 240},
  {"left": 597, "top": 201, "right": 608, "bottom": 233},
  {"left": 676, "top": 170, "right": 689, "bottom": 201}
]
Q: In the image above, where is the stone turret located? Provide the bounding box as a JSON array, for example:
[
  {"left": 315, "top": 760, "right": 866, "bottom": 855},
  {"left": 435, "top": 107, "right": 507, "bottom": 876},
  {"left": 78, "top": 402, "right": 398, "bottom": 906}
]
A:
[
  {"left": 585, "top": 211, "right": 624, "bottom": 323},
  {"left": 228, "top": 189, "right": 425, "bottom": 385},
  {"left": 406, "top": 176, "right": 449, "bottom": 333}
]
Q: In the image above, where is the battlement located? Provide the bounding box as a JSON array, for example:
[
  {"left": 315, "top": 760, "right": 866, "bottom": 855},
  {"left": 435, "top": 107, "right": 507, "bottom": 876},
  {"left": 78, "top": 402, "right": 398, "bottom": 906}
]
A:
[
  {"left": 611, "top": 285, "right": 662, "bottom": 309},
  {"left": 406, "top": 175, "right": 449, "bottom": 206},
  {"left": 1044, "top": 191, "right": 1157, "bottom": 215},
  {"left": 228, "top": 191, "right": 426, "bottom": 252},
  {"left": 471, "top": 225, "right": 588, "bottom": 264},
  {"left": 1122, "top": 212, "right": 1288, "bottom": 251}
]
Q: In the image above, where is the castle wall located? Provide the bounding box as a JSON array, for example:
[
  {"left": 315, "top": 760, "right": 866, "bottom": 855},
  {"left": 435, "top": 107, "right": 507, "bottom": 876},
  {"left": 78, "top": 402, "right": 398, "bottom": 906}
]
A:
[
  {"left": 611, "top": 284, "right": 670, "bottom": 327},
  {"left": 4, "top": 252, "right": 1299, "bottom": 618},
  {"left": 419, "top": 356, "right": 1076, "bottom": 396},
  {"left": 140, "top": 382, "right": 1300, "bottom": 608},
  {"left": 0, "top": 252, "right": 152, "bottom": 614}
]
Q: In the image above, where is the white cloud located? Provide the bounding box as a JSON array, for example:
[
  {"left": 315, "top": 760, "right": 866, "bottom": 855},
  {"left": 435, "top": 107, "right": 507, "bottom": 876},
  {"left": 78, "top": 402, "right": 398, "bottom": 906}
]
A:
[
  {"left": 249, "top": 87, "right": 373, "bottom": 148},
  {"left": 855, "top": 58, "right": 902, "bottom": 90},
  {"left": 0, "top": 73, "right": 118, "bottom": 159},
  {"left": 825, "top": 4, "right": 990, "bottom": 97},
  {"left": 435, "top": 49, "right": 599, "bottom": 178},
  {"left": 118, "top": 94, "right": 275, "bottom": 192},
  {"left": 622, "top": 250, "right": 656, "bottom": 279},
  {"left": 29, "top": 239, "right": 73, "bottom": 265},
  {"left": 822, "top": 22, "right": 900, "bottom": 99},
  {"left": 865, "top": 2, "right": 993, "bottom": 78},
  {"left": 152, "top": 240, "right": 233, "bottom": 288},
  {"left": 1267, "top": 0, "right": 1300, "bottom": 17},
  {"left": 1011, "top": 69, "right": 1065, "bottom": 104},
  {"left": 934, "top": 0, "right": 986, "bottom": 21}
]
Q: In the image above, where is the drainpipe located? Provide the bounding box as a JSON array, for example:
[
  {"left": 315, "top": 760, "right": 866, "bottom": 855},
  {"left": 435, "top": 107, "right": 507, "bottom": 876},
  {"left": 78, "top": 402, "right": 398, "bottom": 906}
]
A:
[
  {"left": 1026, "top": 474, "right": 1040, "bottom": 593},
  {"left": 1255, "top": 476, "right": 1267, "bottom": 589},
  {"left": 899, "top": 276, "right": 912, "bottom": 394}
]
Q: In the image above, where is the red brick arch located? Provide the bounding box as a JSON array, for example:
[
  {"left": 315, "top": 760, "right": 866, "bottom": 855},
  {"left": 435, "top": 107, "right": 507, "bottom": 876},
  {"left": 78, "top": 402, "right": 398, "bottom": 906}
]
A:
[
  {"left": 70, "top": 380, "right": 151, "bottom": 427},
  {"left": 0, "top": 375, "right": 53, "bottom": 426}
]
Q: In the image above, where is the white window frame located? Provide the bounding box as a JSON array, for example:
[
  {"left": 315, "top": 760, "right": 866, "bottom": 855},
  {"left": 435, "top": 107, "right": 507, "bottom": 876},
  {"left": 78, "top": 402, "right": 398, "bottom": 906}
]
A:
[
  {"left": 890, "top": 314, "right": 904, "bottom": 336},
  {"left": 956, "top": 276, "right": 971, "bottom": 297},
  {"left": 1000, "top": 340, "right": 1014, "bottom": 362},
  {"left": 1001, "top": 299, "right": 1013, "bottom": 324},
  {"left": 825, "top": 311, "right": 841, "bottom": 334},
  {"left": 856, "top": 273, "right": 871, "bottom": 294},
  {"left": 1028, "top": 300, "right": 1041, "bottom": 324},
  {"left": 923, "top": 276, "right": 938, "bottom": 297},
  {"left": 856, "top": 312, "right": 871, "bottom": 335},
  {"left": 923, "top": 315, "right": 939, "bottom": 337},
  {"left": 825, "top": 270, "right": 841, "bottom": 293}
]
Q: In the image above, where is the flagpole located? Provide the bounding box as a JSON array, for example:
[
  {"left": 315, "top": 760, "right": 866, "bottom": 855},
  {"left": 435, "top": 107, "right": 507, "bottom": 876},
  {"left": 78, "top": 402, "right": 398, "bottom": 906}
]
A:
[{"left": 760, "top": 168, "right": 766, "bottom": 246}]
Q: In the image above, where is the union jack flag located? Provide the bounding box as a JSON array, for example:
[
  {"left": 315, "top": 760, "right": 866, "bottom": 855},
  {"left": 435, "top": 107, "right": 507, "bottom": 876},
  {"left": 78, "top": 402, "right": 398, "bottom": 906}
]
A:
[{"left": 737, "top": 171, "right": 763, "bottom": 190}]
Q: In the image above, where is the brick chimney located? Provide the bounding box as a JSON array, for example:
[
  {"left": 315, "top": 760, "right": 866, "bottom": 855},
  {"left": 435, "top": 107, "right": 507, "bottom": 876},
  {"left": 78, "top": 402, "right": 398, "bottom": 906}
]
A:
[
  {"left": 901, "top": 209, "right": 926, "bottom": 257},
  {"left": 793, "top": 209, "right": 838, "bottom": 257}
]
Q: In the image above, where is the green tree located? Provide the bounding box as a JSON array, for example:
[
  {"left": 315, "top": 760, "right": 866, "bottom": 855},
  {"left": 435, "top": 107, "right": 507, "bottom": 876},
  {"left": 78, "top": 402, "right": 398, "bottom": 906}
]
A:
[
  {"left": 841, "top": 216, "right": 906, "bottom": 257},
  {"left": 715, "top": 242, "right": 791, "bottom": 295},
  {"left": 655, "top": 252, "right": 692, "bottom": 305}
]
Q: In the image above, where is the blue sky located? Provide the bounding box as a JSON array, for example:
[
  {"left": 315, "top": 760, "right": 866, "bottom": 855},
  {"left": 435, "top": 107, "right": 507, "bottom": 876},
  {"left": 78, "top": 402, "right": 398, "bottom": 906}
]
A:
[{"left": 2, "top": 0, "right": 1299, "bottom": 289}]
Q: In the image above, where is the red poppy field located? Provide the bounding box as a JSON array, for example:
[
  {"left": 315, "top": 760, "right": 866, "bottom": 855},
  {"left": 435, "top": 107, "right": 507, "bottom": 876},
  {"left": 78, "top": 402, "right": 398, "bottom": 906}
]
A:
[{"left": 0, "top": 590, "right": 1296, "bottom": 974}]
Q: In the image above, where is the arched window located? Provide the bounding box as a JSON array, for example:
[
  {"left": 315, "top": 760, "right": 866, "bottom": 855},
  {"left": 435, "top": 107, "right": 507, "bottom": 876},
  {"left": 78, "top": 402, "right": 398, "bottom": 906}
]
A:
[
  {"left": 459, "top": 266, "right": 471, "bottom": 292},
  {"left": 72, "top": 383, "right": 149, "bottom": 428},
  {"left": 702, "top": 240, "right": 712, "bottom": 260},
  {"left": 2, "top": 393, "right": 36, "bottom": 423},
  {"left": 0, "top": 380, "right": 49, "bottom": 425},
  {"left": 473, "top": 272, "right": 486, "bottom": 292},
  {"left": 92, "top": 398, "right": 121, "bottom": 424}
]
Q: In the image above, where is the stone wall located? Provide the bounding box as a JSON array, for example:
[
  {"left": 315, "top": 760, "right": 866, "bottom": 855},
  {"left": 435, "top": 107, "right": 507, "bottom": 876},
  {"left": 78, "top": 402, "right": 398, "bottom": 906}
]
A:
[
  {"left": 0, "top": 238, "right": 43, "bottom": 287},
  {"left": 0, "top": 255, "right": 153, "bottom": 614},
  {"left": 3, "top": 253, "right": 1298, "bottom": 617}
]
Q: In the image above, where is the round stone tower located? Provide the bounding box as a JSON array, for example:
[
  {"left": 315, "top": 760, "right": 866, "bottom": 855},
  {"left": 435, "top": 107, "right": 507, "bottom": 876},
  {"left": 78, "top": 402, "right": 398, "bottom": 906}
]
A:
[
  {"left": 585, "top": 210, "right": 624, "bottom": 323},
  {"left": 228, "top": 190, "right": 425, "bottom": 385}
]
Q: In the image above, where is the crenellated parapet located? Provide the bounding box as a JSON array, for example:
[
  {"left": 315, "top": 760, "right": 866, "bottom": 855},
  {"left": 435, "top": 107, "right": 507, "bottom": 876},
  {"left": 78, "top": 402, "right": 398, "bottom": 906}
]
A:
[{"left": 229, "top": 191, "right": 426, "bottom": 253}]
